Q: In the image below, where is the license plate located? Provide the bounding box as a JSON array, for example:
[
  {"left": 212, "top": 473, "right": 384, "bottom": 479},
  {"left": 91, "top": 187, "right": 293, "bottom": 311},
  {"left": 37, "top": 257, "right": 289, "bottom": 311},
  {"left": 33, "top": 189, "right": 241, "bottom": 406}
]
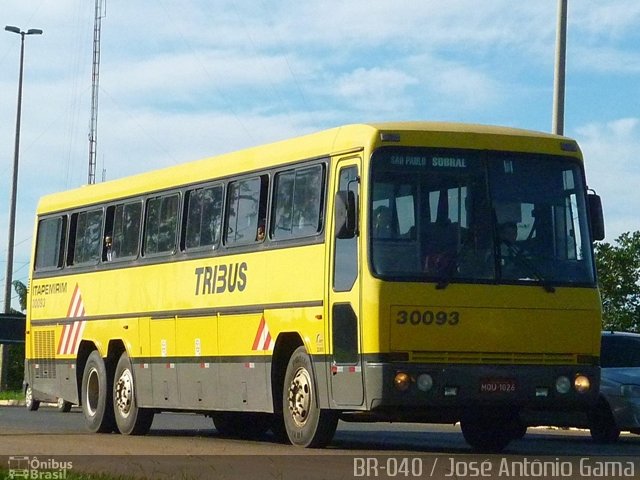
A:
[{"left": 479, "top": 378, "right": 516, "bottom": 393}]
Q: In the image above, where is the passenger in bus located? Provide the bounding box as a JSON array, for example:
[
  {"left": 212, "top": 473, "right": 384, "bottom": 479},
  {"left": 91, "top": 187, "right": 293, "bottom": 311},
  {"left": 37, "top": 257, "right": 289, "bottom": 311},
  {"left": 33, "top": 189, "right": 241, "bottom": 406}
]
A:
[
  {"left": 256, "top": 221, "right": 266, "bottom": 242},
  {"left": 498, "top": 221, "right": 518, "bottom": 246},
  {"left": 498, "top": 221, "right": 521, "bottom": 277},
  {"left": 104, "top": 235, "right": 113, "bottom": 261},
  {"left": 373, "top": 206, "right": 394, "bottom": 239}
]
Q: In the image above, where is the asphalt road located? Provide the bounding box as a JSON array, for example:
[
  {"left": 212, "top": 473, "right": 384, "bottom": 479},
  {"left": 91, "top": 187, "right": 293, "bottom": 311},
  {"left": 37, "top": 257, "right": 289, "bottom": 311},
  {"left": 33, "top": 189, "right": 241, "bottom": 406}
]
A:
[{"left": 1, "top": 405, "right": 639, "bottom": 479}]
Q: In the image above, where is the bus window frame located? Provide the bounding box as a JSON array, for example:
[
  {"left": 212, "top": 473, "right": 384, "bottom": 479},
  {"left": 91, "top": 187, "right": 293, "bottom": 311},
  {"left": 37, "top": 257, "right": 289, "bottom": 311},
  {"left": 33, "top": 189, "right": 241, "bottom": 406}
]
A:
[
  {"left": 67, "top": 207, "right": 105, "bottom": 268},
  {"left": 103, "top": 199, "right": 144, "bottom": 263},
  {"left": 223, "top": 173, "right": 270, "bottom": 248},
  {"left": 34, "top": 214, "right": 68, "bottom": 272},
  {"left": 142, "top": 191, "right": 182, "bottom": 259},
  {"left": 181, "top": 182, "right": 225, "bottom": 254},
  {"left": 270, "top": 162, "right": 327, "bottom": 242}
]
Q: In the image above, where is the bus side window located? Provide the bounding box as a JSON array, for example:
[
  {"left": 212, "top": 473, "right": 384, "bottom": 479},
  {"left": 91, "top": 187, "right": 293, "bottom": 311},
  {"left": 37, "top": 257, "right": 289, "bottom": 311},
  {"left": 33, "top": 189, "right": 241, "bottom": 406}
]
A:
[
  {"left": 144, "top": 193, "right": 179, "bottom": 256},
  {"left": 67, "top": 209, "right": 103, "bottom": 266},
  {"left": 104, "top": 201, "right": 142, "bottom": 261},
  {"left": 271, "top": 164, "right": 324, "bottom": 240},
  {"left": 225, "top": 175, "right": 268, "bottom": 246},
  {"left": 34, "top": 216, "right": 67, "bottom": 271},
  {"left": 183, "top": 185, "right": 223, "bottom": 251}
]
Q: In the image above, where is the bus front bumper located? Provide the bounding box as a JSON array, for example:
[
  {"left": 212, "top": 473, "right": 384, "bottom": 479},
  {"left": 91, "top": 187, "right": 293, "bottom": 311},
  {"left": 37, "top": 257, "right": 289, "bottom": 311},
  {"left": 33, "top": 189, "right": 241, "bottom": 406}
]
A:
[{"left": 363, "top": 362, "right": 599, "bottom": 421}]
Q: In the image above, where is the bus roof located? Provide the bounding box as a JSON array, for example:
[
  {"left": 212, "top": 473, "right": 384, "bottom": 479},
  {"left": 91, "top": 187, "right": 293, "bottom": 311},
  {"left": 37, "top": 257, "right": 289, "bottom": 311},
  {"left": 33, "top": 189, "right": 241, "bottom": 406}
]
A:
[{"left": 36, "top": 122, "right": 579, "bottom": 215}]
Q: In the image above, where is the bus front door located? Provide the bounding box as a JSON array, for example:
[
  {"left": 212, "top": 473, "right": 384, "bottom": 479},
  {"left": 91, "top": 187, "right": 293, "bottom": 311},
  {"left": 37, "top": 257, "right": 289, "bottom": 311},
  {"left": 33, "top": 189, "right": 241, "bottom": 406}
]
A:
[{"left": 328, "top": 158, "right": 364, "bottom": 406}]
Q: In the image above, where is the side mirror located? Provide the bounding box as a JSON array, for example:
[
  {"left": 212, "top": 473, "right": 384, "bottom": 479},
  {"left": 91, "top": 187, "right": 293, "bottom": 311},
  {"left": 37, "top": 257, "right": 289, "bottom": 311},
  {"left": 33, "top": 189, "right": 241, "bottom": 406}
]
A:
[
  {"left": 335, "top": 190, "right": 357, "bottom": 239},
  {"left": 588, "top": 192, "right": 605, "bottom": 241}
]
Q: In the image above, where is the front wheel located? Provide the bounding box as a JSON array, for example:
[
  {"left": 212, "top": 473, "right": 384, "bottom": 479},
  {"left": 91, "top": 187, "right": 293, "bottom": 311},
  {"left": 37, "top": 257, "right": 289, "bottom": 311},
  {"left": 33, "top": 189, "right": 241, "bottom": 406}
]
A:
[
  {"left": 81, "top": 350, "right": 116, "bottom": 433},
  {"left": 113, "top": 352, "right": 154, "bottom": 435},
  {"left": 282, "top": 346, "right": 338, "bottom": 448},
  {"left": 460, "top": 415, "right": 515, "bottom": 453},
  {"left": 589, "top": 399, "right": 620, "bottom": 444}
]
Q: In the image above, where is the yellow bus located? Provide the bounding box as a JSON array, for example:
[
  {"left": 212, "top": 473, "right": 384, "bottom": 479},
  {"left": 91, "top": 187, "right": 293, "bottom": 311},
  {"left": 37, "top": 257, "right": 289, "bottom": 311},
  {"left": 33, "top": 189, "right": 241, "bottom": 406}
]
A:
[{"left": 24, "top": 122, "right": 605, "bottom": 451}]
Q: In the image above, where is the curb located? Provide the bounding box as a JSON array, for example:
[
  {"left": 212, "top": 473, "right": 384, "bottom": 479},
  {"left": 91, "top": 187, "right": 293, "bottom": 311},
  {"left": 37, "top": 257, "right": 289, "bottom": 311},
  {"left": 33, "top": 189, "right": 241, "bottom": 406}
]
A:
[{"left": 0, "top": 399, "right": 25, "bottom": 406}]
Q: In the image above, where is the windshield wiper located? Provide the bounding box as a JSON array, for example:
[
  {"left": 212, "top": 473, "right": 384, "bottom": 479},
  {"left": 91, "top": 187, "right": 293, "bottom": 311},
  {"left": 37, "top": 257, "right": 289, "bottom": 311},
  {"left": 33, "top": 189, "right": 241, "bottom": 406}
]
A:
[{"left": 501, "top": 242, "right": 556, "bottom": 293}]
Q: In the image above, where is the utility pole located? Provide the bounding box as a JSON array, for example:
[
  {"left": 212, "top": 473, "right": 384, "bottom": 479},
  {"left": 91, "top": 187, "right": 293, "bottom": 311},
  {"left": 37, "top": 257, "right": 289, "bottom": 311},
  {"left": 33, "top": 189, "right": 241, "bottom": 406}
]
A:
[
  {"left": 552, "top": 0, "right": 568, "bottom": 135},
  {"left": 1, "top": 25, "right": 43, "bottom": 391},
  {"left": 88, "top": 0, "right": 106, "bottom": 184}
]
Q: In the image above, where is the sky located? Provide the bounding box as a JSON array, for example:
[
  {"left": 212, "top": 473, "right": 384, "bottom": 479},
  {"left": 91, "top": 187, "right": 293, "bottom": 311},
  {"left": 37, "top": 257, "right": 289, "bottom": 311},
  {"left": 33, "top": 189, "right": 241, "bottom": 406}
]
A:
[{"left": 1, "top": 0, "right": 639, "bottom": 310}]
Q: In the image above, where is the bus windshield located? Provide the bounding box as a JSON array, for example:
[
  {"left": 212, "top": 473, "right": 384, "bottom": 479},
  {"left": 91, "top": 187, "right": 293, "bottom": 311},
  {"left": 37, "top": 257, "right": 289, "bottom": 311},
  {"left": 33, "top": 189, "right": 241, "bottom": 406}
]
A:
[{"left": 369, "top": 147, "right": 596, "bottom": 287}]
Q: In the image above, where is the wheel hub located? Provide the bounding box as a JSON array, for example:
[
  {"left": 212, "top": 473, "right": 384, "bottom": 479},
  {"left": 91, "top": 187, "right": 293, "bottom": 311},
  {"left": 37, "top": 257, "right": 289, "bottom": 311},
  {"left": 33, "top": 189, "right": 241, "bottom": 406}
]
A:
[
  {"left": 85, "top": 367, "right": 100, "bottom": 416},
  {"left": 115, "top": 368, "right": 133, "bottom": 418},
  {"left": 288, "top": 367, "right": 312, "bottom": 427}
]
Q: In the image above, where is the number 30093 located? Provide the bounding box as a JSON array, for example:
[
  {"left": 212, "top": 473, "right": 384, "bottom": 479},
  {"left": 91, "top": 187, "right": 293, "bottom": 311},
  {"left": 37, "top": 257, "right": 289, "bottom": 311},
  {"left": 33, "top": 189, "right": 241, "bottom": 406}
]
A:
[{"left": 395, "top": 309, "right": 460, "bottom": 326}]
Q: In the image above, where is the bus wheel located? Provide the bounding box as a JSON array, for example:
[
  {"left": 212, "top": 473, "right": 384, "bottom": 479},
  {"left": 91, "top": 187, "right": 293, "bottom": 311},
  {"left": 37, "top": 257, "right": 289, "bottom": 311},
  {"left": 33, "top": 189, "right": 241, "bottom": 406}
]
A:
[
  {"left": 81, "top": 350, "right": 116, "bottom": 433},
  {"left": 460, "top": 415, "right": 514, "bottom": 453},
  {"left": 56, "top": 397, "right": 73, "bottom": 412},
  {"left": 589, "top": 399, "right": 620, "bottom": 444},
  {"left": 25, "top": 386, "right": 40, "bottom": 411},
  {"left": 113, "top": 352, "right": 154, "bottom": 435},
  {"left": 211, "top": 412, "right": 271, "bottom": 438},
  {"left": 282, "top": 346, "right": 338, "bottom": 448}
]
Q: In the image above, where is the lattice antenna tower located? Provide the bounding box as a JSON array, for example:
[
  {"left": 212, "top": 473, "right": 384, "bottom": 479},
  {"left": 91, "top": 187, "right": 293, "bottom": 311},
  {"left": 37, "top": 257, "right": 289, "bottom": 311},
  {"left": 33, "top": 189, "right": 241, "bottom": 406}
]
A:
[{"left": 88, "top": 0, "right": 106, "bottom": 184}]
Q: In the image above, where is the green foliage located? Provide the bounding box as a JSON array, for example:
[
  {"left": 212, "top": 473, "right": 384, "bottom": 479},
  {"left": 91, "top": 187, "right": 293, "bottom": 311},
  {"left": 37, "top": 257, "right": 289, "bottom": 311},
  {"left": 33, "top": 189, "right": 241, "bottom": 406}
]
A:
[
  {"left": 4, "top": 280, "right": 27, "bottom": 390},
  {"left": 0, "top": 389, "right": 22, "bottom": 400},
  {"left": 595, "top": 231, "right": 640, "bottom": 333},
  {"left": 12, "top": 279, "right": 28, "bottom": 312},
  {"left": 6, "top": 343, "right": 25, "bottom": 390}
]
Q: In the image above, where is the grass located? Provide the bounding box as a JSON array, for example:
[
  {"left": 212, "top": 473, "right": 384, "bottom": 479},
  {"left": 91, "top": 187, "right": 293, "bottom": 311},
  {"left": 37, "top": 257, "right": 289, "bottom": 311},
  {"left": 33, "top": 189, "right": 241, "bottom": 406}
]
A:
[{"left": 0, "top": 390, "right": 22, "bottom": 401}]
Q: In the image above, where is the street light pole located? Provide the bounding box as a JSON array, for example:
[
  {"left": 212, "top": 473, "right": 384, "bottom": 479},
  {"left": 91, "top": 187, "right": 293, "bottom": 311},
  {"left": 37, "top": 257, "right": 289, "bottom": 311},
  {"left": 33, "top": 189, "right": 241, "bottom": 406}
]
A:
[
  {"left": 552, "top": 0, "right": 568, "bottom": 135},
  {"left": 3, "top": 26, "right": 42, "bottom": 315},
  {"left": 1, "top": 25, "right": 42, "bottom": 390}
]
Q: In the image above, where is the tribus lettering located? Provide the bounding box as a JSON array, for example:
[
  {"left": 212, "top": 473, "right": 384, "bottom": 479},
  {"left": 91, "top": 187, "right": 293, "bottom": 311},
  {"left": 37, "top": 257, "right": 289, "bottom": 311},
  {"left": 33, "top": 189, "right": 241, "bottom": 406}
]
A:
[{"left": 194, "top": 262, "right": 248, "bottom": 295}]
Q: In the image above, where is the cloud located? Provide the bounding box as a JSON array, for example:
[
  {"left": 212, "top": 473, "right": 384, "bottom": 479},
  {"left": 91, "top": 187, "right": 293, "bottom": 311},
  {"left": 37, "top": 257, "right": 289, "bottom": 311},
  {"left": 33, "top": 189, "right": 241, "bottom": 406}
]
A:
[
  {"left": 574, "top": 118, "right": 640, "bottom": 239},
  {"left": 572, "top": 46, "right": 640, "bottom": 75},
  {"left": 573, "top": 0, "right": 640, "bottom": 39},
  {"left": 332, "top": 67, "right": 418, "bottom": 115}
]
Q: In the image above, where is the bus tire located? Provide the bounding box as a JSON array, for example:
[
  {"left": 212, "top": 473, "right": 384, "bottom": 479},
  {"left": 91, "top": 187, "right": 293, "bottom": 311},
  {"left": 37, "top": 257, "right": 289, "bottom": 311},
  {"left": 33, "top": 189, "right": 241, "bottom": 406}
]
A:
[
  {"left": 57, "top": 397, "right": 73, "bottom": 413},
  {"left": 113, "top": 351, "right": 154, "bottom": 435},
  {"left": 25, "top": 386, "right": 40, "bottom": 411},
  {"left": 460, "top": 415, "right": 513, "bottom": 453},
  {"left": 81, "top": 350, "right": 116, "bottom": 433},
  {"left": 589, "top": 399, "right": 620, "bottom": 444},
  {"left": 282, "top": 346, "right": 338, "bottom": 448}
]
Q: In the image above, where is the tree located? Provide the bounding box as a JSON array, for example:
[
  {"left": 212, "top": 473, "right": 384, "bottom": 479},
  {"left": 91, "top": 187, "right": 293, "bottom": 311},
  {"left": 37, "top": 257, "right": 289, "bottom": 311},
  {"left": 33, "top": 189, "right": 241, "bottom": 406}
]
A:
[
  {"left": 595, "top": 231, "right": 640, "bottom": 333},
  {"left": 4, "top": 281, "right": 27, "bottom": 391},
  {"left": 12, "top": 280, "right": 27, "bottom": 312}
]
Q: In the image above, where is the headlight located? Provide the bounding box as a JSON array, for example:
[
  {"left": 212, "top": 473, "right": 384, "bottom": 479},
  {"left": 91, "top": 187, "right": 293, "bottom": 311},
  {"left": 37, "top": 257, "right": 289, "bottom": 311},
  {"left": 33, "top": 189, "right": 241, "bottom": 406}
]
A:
[
  {"left": 416, "top": 373, "right": 434, "bottom": 392},
  {"left": 574, "top": 375, "right": 591, "bottom": 394},
  {"left": 556, "top": 376, "right": 571, "bottom": 394},
  {"left": 621, "top": 384, "right": 640, "bottom": 397},
  {"left": 394, "top": 372, "right": 412, "bottom": 392}
]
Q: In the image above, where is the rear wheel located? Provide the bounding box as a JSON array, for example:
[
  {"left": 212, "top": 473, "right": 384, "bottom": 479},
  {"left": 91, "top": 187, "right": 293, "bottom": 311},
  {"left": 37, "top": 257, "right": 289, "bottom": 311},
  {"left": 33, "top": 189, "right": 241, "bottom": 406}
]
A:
[
  {"left": 81, "top": 350, "right": 116, "bottom": 433},
  {"left": 282, "top": 346, "right": 338, "bottom": 448},
  {"left": 57, "top": 397, "right": 72, "bottom": 413},
  {"left": 25, "top": 386, "right": 40, "bottom": 412},
  {"left": 113, "top": 352, "right": 154, "bottom": 435}
]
